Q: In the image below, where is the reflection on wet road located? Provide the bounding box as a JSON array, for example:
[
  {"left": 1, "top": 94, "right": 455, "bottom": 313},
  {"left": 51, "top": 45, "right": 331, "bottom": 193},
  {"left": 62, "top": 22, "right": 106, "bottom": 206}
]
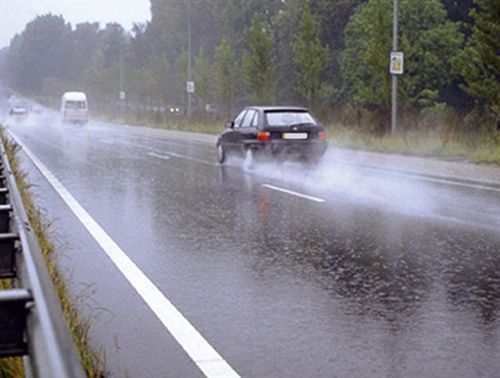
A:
[{"left": 4, "top": 113, "right": 500, "bottom": 378}]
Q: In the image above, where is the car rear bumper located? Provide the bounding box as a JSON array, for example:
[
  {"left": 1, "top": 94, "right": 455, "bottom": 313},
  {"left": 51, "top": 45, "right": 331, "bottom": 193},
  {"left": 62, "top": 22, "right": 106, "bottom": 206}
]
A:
[
  {"left": 63, "top": 116, "right": 88, "bottom": 123},
  {"left": 251, "top": 140, "right": 328, "bottom": 159}
]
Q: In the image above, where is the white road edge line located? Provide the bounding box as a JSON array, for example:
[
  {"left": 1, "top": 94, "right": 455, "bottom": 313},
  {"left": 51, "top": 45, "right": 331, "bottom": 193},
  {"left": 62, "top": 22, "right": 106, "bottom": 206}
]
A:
[
  {"left": 347, "top": 163, "right": 500, "bottom": 193},
  {"left": 10, "top": 133, "right": 240, "bottom": 378},
  {"left": 402, "top": 173, "right": 500, "bottom": 193},
  {"left": 262, "top": 184, "right": 325, "bottom": 203},
  {"left": 148, "top": 151, "right": 171, "bottom": 160}
]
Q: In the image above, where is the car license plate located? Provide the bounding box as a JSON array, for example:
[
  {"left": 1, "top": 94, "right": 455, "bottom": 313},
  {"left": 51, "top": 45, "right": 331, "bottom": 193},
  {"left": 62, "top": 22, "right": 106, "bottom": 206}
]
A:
[{"left": 282, "top": 133, "right": 308, "bottom": 140}]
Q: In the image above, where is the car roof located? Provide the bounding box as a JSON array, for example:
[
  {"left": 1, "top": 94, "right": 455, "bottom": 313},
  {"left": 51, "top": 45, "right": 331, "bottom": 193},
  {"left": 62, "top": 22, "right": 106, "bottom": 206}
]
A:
[
  {"left": 246, "top": 106, "right": 309, "bottom": 112},
  {"left": 62, "top": 92, "right": 87, "bottom": 101}
]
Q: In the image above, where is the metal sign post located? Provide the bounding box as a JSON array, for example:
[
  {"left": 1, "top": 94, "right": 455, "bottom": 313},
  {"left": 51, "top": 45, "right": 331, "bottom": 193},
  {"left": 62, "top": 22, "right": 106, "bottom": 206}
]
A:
[
  {"left": 187, "top": 0, "right": 192, "bottom": 118},
  {"left": 391, "top": 0, "right": 399, "bottom": 135}
]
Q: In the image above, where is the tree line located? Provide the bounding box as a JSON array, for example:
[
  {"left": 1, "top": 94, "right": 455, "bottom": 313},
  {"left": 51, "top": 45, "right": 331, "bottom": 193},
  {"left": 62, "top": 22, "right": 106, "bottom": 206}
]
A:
[{"left": 0, "top": 0, "right": 498, "bottom": 132}]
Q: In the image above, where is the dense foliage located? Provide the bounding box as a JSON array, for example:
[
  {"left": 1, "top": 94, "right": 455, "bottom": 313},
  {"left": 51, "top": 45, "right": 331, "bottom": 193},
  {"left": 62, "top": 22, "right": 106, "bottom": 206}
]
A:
[
  {"left": 452, "top": 0, "right": 500, "bottom": 125},
  {"left": 0, "top": 0, "right": 498, "bottom": 130}
]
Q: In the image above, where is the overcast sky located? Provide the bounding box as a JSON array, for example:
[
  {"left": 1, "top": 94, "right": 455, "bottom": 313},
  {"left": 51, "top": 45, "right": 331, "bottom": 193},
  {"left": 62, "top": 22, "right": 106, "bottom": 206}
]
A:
[{"left": 0, "top": 0, "right": 151, "bottom": 48}]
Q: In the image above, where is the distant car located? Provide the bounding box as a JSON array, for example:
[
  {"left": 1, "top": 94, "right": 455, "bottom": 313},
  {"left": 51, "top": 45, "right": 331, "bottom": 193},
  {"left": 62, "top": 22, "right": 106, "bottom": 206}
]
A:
[
  {"left": 168, "top": 105, "right": 182, "bottom": 116},
  {"left": 205, "top": 103, "right": 218, "bottom": 116},
  {"left": 9, "top": 106, "right": 29, "bottom": 119},
  {"left": 216, "top": 106, "right": 327, "bottom": 164}
]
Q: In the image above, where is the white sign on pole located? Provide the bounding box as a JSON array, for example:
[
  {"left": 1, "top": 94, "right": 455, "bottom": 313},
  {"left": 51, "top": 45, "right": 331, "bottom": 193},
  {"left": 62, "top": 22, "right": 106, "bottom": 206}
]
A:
[
  {"left": 119, "top": 91, "right": 126, "bottom": 100},
  {"left": 390, "top": 52, "right": 404, "bottom": 75},
  {"left": 186, "top": 81, "right": 195, "bottom": 93}
]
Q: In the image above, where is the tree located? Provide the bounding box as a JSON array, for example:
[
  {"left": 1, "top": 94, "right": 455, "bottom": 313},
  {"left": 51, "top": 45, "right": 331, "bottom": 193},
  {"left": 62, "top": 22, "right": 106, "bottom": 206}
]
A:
[
  {"left": 440, "top": 0, "right": 475, "bottom": 24},
  {"left": 193, "top": 47, "right": 211, "bottom": 112},
  {"left": 72, "top": 22, "right": 100, "bottom": 76},
  {"left": 291, "top": 2, "right": 329, "bottom": 106},
  {"left": 340, "top": 0, "right": 392, "bottom": 107},
  {"left": 399, "top": 1, "right": 464, "bottom": 107},
  {"left": 308, "top": 0, "right": 367, "bottom": 102},
  {"left": 128, "top": 22, "right": 152, "bottom": 69},
  {"left": 242, "top": 14, "right": 276, "bottom": 104},
  {"left": 6, "top": 14, "right": 73, "bottom": 91},
  {"left": 128, "top": 67, "right": 157, "bottom": 107},
  {"left": 149, "top": 0, "right": 219, "bottom": 64},
  {"left": 341, "top": 0, "right": 463, "bottom": 110},
  {"left": 82, "top": 49, "right": 119, "bottom": 108},
  {"left": 97, "top": 23, "right": 126, "bottom": 70},
  {"left": 214, "top": 38, "right": 239, "bottom": 114},
  {"left": 453, "top": 0, "right": 500, "bottom": 122},
  {"left": 211, "top": 0, "right": 284, "bottom": 53},
  {"left": 175, "top": 49, "right": 189, "bottom": 106},
  {"left": 127, "top": 23, "right": 175, "bottom": 107}
]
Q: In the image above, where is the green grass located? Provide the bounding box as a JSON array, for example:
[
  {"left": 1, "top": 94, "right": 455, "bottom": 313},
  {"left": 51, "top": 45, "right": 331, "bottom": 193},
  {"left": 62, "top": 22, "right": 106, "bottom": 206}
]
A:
[
  {"left": 326, "top": 124, "right": 500, "bottom": 165},
  {"left": 0, "top": 348, "right": 24, "bottom": 377},
  {"left": 0, "top": 130, "right": 106, "bottom": 378}
]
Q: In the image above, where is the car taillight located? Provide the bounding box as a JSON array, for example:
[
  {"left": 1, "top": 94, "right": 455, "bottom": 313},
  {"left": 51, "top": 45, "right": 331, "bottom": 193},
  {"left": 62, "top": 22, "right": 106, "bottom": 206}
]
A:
[
  {"left": 319, "top": 131, "right": 326, "bottom": 140},
  {"left": 257, "top": 131, "right": 271, "bottom": 141}
]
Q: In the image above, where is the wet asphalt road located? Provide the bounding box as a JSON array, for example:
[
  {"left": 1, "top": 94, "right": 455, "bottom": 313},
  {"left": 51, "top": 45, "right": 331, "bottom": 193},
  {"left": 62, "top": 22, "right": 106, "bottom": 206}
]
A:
[{"left": 3, "top": 110, "right": 500, "bottom": 378}]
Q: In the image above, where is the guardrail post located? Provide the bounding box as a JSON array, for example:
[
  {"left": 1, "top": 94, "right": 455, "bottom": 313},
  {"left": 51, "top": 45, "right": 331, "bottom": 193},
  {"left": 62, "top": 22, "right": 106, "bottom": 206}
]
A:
[
  {"left": 0, "top": 188, "right": 8, "bottom": 204},
  {"left": 0, "top": 233, "right": 18, "bottom": 278},
  {"left": 0, "top": 205, "right": 12, "bottom": 233},
  {"left": 0, "top": 289, "right": 32, "bottom": 357}
]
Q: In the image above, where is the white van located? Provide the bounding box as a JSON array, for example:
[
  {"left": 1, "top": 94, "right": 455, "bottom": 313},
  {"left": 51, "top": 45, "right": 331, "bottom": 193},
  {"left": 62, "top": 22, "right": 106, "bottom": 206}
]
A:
[{"left": 61, "top": 92, "right": 88, "bottom": 123}]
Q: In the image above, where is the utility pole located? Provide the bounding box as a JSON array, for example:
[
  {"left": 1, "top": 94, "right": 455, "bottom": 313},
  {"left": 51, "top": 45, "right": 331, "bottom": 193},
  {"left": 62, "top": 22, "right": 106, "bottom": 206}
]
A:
[
  {"left": 391, "top": 0, "right": 398, "bottom": 135},
  {"left": 119, "top": 40, "right": 125, "bottom": 118},
  {"left": 187, "top": 1, "right": 192, "bottom": 118}
]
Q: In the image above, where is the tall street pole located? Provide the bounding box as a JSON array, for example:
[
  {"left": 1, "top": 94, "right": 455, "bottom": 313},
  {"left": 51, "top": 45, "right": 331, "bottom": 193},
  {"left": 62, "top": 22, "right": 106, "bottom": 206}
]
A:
[
  {"left": 391, "top": 0, "right": 398, "bottom": 135},
  {"left": 119, "top": 40, "right": 124, "bottom": 118},
  {"left": 187, "top": 1, "right": 192, "bottom": 118}
]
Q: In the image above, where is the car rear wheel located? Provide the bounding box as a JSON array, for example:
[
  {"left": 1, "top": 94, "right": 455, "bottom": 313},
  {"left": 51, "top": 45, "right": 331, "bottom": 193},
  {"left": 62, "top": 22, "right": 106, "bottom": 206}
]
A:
[{"left": 217, "top": 144, "right": 226, "bottom": 164}]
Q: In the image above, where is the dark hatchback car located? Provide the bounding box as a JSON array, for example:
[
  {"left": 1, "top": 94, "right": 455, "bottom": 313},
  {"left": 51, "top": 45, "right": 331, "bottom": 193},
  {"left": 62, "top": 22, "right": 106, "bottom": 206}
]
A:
[
  {"left": 216, "top": 106, "right": 327, "bottom": 164},
  {"left": 9, "top": 106, "right": 29, "bottom": 119}
]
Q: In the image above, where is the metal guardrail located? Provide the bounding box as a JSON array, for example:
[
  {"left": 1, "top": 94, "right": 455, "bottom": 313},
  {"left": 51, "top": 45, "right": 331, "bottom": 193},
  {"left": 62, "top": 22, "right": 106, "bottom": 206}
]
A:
[{"left": 0, "top": 136, "right": 85, "bottom": 377}]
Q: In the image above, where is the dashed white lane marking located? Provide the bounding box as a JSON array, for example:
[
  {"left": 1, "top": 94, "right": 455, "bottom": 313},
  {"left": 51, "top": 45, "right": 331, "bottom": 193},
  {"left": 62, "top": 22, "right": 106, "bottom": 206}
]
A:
[
  {"left": 100, "top": 138, "right": 115, "bottom": 145},
  {"left": 10, "top": 133, "right": 240, "bottom": 378},
  {"left": 262, "top": 184, "right": 326, "bottom": 203},
  {"left": 100, "top": 138, "right": 217, "bottom": 166},
  {"left": 148, "top": 151, "right": 171, "bottom": 160}
]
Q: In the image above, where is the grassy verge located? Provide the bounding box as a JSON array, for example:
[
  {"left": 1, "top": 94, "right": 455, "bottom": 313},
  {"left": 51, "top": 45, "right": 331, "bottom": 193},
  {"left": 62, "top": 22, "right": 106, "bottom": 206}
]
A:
[
  {"left": 327, "top": 125, "right": 500, "bottom": 165},
  {"left": 0, "top": 337, "right": 24, "bottom": 376},
  {"left": 100, "top": 109, "right": 500, "bottom": 165},
  {"left": 0, "top": 130, "right": 106, "bottom": 377}
]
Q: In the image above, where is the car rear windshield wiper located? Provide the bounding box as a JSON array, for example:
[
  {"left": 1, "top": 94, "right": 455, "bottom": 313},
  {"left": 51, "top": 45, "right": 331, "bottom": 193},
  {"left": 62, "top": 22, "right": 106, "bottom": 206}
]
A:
[{"left": 287, "top": 122, "right": 316, "bottom": 127}]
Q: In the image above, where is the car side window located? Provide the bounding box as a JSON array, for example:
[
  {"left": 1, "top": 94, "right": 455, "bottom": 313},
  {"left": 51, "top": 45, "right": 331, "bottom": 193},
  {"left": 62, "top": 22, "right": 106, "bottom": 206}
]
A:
[
  {"left": 233, "top": 110, "right": 246, "bottom": 128},
  {"left": 251, "top": 111, "right": 259, "bottom": 127},
  {"left": 241, "top": 110, "right": 256, "bottom": 128}
]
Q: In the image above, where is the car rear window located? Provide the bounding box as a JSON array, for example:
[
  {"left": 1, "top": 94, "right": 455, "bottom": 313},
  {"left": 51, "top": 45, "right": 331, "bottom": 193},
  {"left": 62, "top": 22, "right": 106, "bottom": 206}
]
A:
[
  {"left": 265, "top": 111, "right": 317, "bottom": 127},
  {"left": 65, "top": 101, "right": 86, "bottom": 109}
]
